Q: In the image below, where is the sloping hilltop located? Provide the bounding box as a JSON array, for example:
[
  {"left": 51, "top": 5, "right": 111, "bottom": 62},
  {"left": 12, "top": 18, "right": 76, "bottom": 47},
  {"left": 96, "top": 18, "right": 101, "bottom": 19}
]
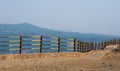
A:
[{"left": 0, "top": 45, "right": 120, "bottom": 71}]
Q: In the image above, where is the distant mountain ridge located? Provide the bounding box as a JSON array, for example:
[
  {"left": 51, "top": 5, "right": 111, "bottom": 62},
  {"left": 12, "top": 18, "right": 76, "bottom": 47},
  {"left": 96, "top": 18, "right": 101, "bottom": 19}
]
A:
[{"left": 0, "top": 23, "right": 119, "bottom": 42}]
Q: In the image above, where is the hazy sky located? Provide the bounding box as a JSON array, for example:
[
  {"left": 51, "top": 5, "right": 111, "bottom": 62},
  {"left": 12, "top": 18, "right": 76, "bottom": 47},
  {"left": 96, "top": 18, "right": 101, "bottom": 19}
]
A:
[{"left": 0, "top": 0, "right": 120, "bottom": 36}]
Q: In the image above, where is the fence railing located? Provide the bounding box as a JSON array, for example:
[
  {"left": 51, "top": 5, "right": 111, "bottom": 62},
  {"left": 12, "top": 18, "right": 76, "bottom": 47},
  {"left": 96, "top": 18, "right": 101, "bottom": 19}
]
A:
[
  {"left": 0, "top": 35, "right": 76, "bottom": 54},
  {"left": 0, "top": 35, "right": 120, "bottom": 54},
  {"left": 77, "top": 39, "right": 120, "bottom": 52}
]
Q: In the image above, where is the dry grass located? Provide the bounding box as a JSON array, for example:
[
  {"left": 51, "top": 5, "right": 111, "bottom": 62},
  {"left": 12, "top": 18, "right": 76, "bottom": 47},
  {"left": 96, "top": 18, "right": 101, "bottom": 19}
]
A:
[{"left": 0, "top": 45, "right": 120, "bottom": 71}]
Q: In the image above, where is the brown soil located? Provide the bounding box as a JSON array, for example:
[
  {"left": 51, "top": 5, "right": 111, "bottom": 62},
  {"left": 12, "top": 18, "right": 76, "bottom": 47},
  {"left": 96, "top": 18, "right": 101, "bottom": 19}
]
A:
[{"left": 0, "top": 45, "right": 120, "bottom": 71}]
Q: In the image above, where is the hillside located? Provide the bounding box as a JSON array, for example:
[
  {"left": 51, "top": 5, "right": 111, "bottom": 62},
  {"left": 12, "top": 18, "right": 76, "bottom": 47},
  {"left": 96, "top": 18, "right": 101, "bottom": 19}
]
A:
[{"left": 0, "top": 23, "right": 119, "bottom": 42}]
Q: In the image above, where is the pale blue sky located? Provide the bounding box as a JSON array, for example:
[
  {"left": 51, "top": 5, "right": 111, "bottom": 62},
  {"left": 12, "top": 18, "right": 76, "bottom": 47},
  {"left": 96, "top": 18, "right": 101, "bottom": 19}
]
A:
[{"left": 0, "top": 0, "right": 120, "bottom": 36}]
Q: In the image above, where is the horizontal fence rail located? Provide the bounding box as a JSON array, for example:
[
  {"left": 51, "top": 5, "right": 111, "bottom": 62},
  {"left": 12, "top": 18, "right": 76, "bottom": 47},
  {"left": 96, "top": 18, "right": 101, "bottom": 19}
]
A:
[{"left": 0, "top": 35, "right": 120, "bottom": 54}]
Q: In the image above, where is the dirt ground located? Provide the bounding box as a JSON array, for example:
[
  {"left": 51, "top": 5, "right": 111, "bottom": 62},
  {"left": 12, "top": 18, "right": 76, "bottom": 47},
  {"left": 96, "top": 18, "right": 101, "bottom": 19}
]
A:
[{"left": 0, "top": 45, "right": 120, "bottom": 71}]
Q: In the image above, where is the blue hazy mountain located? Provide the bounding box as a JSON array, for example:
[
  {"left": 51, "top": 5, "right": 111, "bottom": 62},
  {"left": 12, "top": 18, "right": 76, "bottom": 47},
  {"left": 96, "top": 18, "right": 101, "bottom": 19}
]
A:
[{"left": 0, "top": 23, "right": 119, "bottom": 42}]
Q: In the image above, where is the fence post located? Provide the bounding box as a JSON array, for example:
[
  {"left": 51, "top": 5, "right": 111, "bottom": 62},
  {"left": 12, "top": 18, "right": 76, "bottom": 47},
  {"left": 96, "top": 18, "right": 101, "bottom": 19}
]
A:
[
  {"left": 113, "top": 40, "right": 115, "bottom": 45},
  {"left": 87, "top": 42, "right": 89, "bottom": 52},
  {"left": 94, "top": 43, "right": 97, "bottom": 50},
  {"left": 40, "top": 35, "right": 43, "bottom": 53},
  {"left": 77, "top": 40, "right": 80, "bottom": 52},
  {"left": 112, "top": 40, "right": 114, "bottom": 45},
  {"left": 98, "top": 42, "right": 100, "bottom": 50},
  {"left": 115, "top": 39, "right": 117, "bottom": 45},
  {"left": 80, "top": 41, "right": 82, "bottom": 52},
  {"left": 95, "top": 42, "right": 97, "bottom": 50},
  {"left": 82, "top": 42, "right": 84, "bottom": 52},
  {"left": 104, "top": 41, "right": 107, "bottom": 49},
  {"left": 20, "top": 35, "right": 22, "bottom": 54},
  {"left": 119, "top": 39, "right": 120, "bottom": 45},
  {"left": 101, "top": 42, "right": 104, "bottom": 49},
  {"left": 91, "top": 42, "right": 94, "bottom": 50},
  {"left": 58, "top": 37, "right": 60, "bottom": 52},
  {"left": 87, "top": 42, "right": 89, "bottom": 51},
  {"left": 93, "top": 42, "right": 95, "bottom": 50},
  {"left": 116, "top": 39, "right": 118, "bottom": 45},
  {"left": 108, "top": 40, "right": 110, "bottom": 45},
  {"left": 90, "top": 42, "right": 92, "bottom": 51},
  {"left": 106, "top": 41, "right": 109, "bottom": 46},
  {"left": 85, "top": 42, "right": 87, "bottom": 52},
  {"left": 110, "top": 40, "right": 112, "bottom": 45},
  {"left": 74, "top": 38, "right": 76, "bottom": 52}
]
